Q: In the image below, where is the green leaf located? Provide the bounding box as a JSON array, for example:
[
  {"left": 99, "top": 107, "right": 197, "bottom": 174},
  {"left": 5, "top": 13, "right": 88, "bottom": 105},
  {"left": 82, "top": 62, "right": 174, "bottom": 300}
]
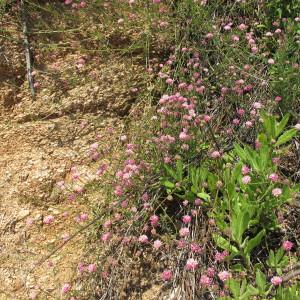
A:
[
  {"left": 213, "top": 234, "right": 239, "bottom": 255},
  {"left": 164, "top": 164, "right": 178, "bottom": 180},
  {"left": 256, "top": 269, "right": 267, "bottom": 292},
  {"left": 228, "top": 279, "right": 241, "bottom": 298},
  {"left": 276, "top": 114, "right": 290, "bottom": 137},
  {"left": 162, "top": 180, "right": 175, "bottom": 189},
  {"left": 232, "top": 210, "right": 250, "bottom": 245},
  {"left": 234, "top": 143, "right": 247, "bottom": 161},
  {"left": 275, "top": 128, "right": 297, "bottom": 147},
  {"left": 197, "top": 192, "right": 210, "bottom": 200},
  {"left": 244, "top": 229, "right": 266, "bottom": 255},
  {"left": 176, "top": 160, "right": 184, "bottom": 181}
]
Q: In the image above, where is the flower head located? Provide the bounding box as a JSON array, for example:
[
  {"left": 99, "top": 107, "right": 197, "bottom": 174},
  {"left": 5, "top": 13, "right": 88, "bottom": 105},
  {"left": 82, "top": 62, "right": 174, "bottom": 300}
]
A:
[
  {"left": 218, "top": 271, "right": 231, "bottom": 282},
  {"left": 161, "top": 270, "right": 172, "bottom": 281},
  {"left": 179, "top": 227, "right": 190, "bottom": 237},
  {"left": 271, "top": 276, "right": 282, "bottom": 286},
  {"left": 282, "top": 240, "right": 293, "bottom": 251},
  {"left": 199, "top": 275, "right": 213, "bottom": 287},
  {"left": 61, "top": 283, "right": 71, "bottom": 294},
  {"left": 272, "top": 188, "right": 282, "bottom": 197},
  {"left": 43, "top": 215, "right": 54, "bottom": 225},
  {"left": 138, "top": 235, "right": 149, "bottom": 243},
  {"left": 185, "top": 258, "right": 198, "bottom": 271}
]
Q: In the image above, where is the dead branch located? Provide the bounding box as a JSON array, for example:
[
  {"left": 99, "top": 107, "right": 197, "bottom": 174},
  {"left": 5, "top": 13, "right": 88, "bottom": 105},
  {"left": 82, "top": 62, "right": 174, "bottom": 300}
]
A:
[{"left": 21, "top": 0, "right": 35, "bottom": 99}]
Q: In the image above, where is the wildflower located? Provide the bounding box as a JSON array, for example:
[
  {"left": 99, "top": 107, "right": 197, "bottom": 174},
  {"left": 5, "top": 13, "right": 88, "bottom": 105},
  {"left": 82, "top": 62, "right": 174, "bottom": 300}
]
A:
[
  {"left": 268, "top": 173, "right": 279, "bottom": 182},
  {"left": 199, "top": 275, "right": 212, "bottom": 287},
  {"left": 237, "top": 108, "right": 245, "bottom": 116},
  {"left": 268, "top": 58, "right": 275, "bottom": 64},
  {"left": 242, "top": 175, "right": 251, "bottom": 184},
  {"left": 185, "top": 258, "right": 198, "bottom": 270},
  {"left": 204, "top": 115, "right": 211, "bottom": 122},
  {"left": 150, "top": 215, "right": 159, "bottom": 227},
  {"left": 190, "top": 243, "right": 202, "bottom": 253},
  {"left": 218, "top": 271, "right": 231, "bottom": 282},
  {"left": 282, "top": 240, "right": 293, "bottom": 251},
  {"left": 177, "top": 239, "right": 187, "bottom": 249},
  {"left": 161, "top": 270, "right": 172, "bottom": 281},
  {"left": 242, "top": 165, "right": 250, "bottom": 175},
  {"left": 195, "top": 198, "right": 202, "bottom": 206},
  {"left": 138, "top": 235, "right": 149, "bottom": 243},
  {"left": 61, "top": 283, "right": 71, "bottom": 294},
  {"left": 275, "top": 96, "right": 282, "bottom": 102},
  {"left": 215, "top": 250, "right": 229, "bottom": 262},
  {"left": 78, "top": 262, "right": 85, "bottom": 273},
  {"left": 87, "top": 263, "right": 97, "bottom": 273},
  {"left": 210, "top": 151, "right": 221, "bottom": 158},
  {"left": 272, "top": 188, "right": 282, "bottom": 197},
  {"left": 253, "top": 102, "right": 262, "bottom": 109},
  {"left": 43, "top": 215, "right": 54, "bottom": 225},
  {"left": 80, "top": 213, "right": 88, "bottom": 221},
  {"left": 238, "top": 23, "right": 247, "bottom": 30},
  {"left": 271, "top": 276, "right": 282, "bottom": 286},
  {"left": 245, "top": 121, "right": 253, "bottom": 128},
  {"left": 207, "top": 267, "right": 215, "bottom": 277},
  {"left": 182, "top": 215, "right": 192, "bottom": 224},
  {"left": 101, "top": 232, "right": 111, "bottom": 242},
  {"left": 179, "top": 227, "right": 190, "bottom": 237},
  {"left": 153, "top": 239, "right": 162, "bottom": 249},
  {"left": 295, "top": 124, "right": 300, "bottom": 131},
  {"left": 232, "top": 35, "right": 240, "bottom": 42},
  {"left": 206, "top": 33, "right": 214, "bottom": 39}
]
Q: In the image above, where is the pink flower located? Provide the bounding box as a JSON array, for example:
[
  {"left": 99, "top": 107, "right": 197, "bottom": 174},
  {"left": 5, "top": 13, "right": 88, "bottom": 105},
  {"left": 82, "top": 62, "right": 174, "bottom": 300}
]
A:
[
  {"left": 268, "top": 58, "right": 275, "bottom": 64},
  {"left": 268, "top": 173, "right": 279, "bottom": 182},
  {"left": 272, "top": 188, "right": 282, "bottom": 197},
  {"left": 190, "top": 243, "right": 202, "bottom": 253},
  {"left": 43, "top": 215, "right": 54, "bottom": 225},
  {"left": 282, "top": 240, "right": 293, "bottom": 251},
  {"left": 87, "top": 263, "right": 97, "bottom": 273},
  {"left": 179, "top": 227, "right": 190, "bottom": 237},
  {"left": 295, "top": 124, "right": 300, "bottom": 131},
  {"left": 195, "top": 198, "right": 202, "bottom": 206},
  {"left": 182, "top": 215, "right": 192, "bottom": 224},
  {"left": 271, "top": 276, "right": 282, "bottom": 286},
  {"left": 232, "top": 35, "right": 240, "bottom": 42},
  {"left": 253, "top": 102, "right": 262, "bottom": 109},
  {"left": 138, "top": 235, "right": 149, "bottom": 243},
  {"left": 101, "top": 232, "right": 111, "bottom": 242},
  {"left": 238, "top": 23, "right": 247, "bottom": 30},
  {"left": 61, "top": 283, "right": 71, "bottom": 294},
  {"left": 215, "top": 250, "right": 229, "bottom": 262},
  {"left": 204, "top": 115, "right": 211, "bottom": 122},
  {"left": 185, "top": 258, "right": 198, "bottom": 271},
  {"left": 161, "top": 270, "right": 172, "bottom": 281},
  {"left": 210, "top": 151, "right": 221, "bottom": 158},
  {"left": 218, "top": 271, "right": 231, "bottom": 282},
  {"left": 242, "top": 175, "right": 251, "bottom": 184},
  {"left": 245, "top": 121, "right": 253, "bottom": 128},
  {"left": 64, "top": 0, "right": 72, "bottom": 5},
  {"left": 207, "top": 267, "right": 215, "bottom": 278},
  {"left": 199, "top": 275, "right": 213, "bottom": 287},
  {"left": 206, "top": 33, "right": 214, "bottom": 39},
  {"left": 242, "top": 165, "right": 250, "bottom": 175},
  {"left": 153, "top": 239, "right": 162, "bottom": 249},
  {"left": 177, "top": 239, "right": 187, "bottom": 249},
  {"left": 150, "top": 215, "right": 159, "bottom": 227},
  {"left": 237, "top": 108, "right": 245, "bottom": 116},
  {"left": 275, "top": 96, "right": 282, "bottom": 102},
  {"left": 80, "top": 213, "right": 88, "bottom": 222}
]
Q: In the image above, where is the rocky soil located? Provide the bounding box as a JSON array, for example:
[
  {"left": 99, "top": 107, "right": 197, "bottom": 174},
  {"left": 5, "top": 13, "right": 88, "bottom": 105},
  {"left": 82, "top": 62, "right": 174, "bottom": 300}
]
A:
[{"left": 0, "top": 45, "right": 144, "bottom": 298}]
